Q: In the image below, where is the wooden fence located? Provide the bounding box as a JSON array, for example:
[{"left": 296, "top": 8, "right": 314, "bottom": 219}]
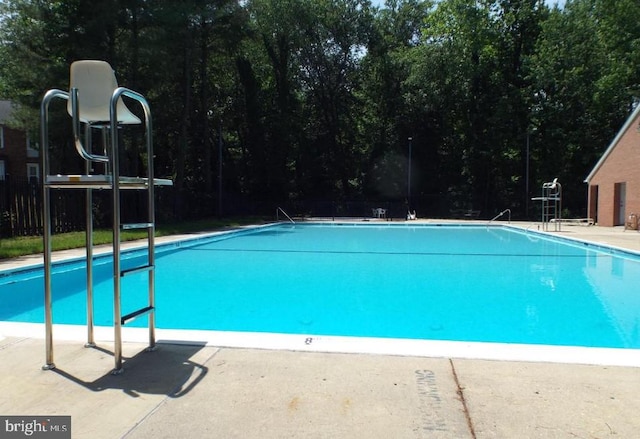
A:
[
  {"left": 0, "top": 177, "right": 451, "bottom": 238},
  {"left": 0, "top": 177, "right": 175, "bottom": 238},
  {"left": 0, "top": 178, "right": 85, "bottom": 237},
  {"left": 0, "top": 175, "right": 248, "bottom": 239}
]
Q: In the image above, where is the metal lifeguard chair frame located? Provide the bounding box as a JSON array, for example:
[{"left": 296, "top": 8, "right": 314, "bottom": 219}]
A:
[
  {"left": 532, "top": 178, "right": 562, "bottom": 231},
  {"left": 40, "top": 61, "right": 172, "bottom": 374}
]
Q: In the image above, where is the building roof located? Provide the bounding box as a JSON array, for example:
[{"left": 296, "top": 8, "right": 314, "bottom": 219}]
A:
[{"left": 584, "top": 103, "right": 640, "bottom": 183}]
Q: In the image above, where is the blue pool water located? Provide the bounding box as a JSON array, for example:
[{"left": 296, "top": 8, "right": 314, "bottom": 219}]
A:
[{"left": 2, "top": 223, "right": 640, "bottom": 349}]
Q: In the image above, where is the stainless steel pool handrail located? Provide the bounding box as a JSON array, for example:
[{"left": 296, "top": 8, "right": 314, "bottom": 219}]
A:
[
  {"left": 276, "top": 207, "right": 295, "bottom": 224},
  {"left": 488, "top": 209, "right": 511, "bottom": 224}
]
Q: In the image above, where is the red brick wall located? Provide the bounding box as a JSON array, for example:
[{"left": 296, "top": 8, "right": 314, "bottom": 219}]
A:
[{"left": 588, "top": 112, "right": 640, "bottom": 227}]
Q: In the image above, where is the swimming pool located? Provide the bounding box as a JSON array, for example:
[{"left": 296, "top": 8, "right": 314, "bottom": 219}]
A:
[{"left": 2, "top": 223, "right": 640, "bottom": 364}]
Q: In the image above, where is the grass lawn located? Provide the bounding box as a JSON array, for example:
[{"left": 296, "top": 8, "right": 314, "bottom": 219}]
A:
[{"left": 0, "top": 217, "right": 267, "bottom": 260}]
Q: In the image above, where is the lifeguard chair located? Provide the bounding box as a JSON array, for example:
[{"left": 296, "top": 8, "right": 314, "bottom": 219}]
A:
[
  {"left": 40, "top": 60, "right": 172, "bottom": 373},
  {"left": 532, "top": 178, "right": 562, "bottom": 231}
]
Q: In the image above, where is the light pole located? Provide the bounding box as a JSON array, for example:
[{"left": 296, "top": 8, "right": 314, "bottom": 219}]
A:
[
  {"left": 525, "top": 131, "right": 530, "bottom": 218},
  {"left": 525, "top": 126, "right": 537, "bottom": 219},
  {"left": 218, "top": 119, "right": 223, "bottom": 218},
  {"left": 407, "top": 137, "right": 413, "bottom": 210}
]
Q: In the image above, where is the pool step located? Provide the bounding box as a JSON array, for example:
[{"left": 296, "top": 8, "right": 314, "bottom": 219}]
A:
[
  {"left": 121, "top": 264, "right": 154, "bottom": 277},
  {"left": 121, "top": 306, "right": 155, "bottom": 325}
]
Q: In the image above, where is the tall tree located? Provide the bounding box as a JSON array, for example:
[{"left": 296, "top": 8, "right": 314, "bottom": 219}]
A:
[
  {"left": 297, "top": 0, "right": 374, "bottom": 199},
  {"left": 360, "top": 0, "right": 432, "bottom": 205},
  {"left": 240, "top": 0, "right": 307, "bottom": 202},
  {"left": 1, "top": 0, "right": 639, "bottom": 221},
  {"left": 527, "top": 0, "right": 634, "bottom": 215},
  {"left": 409, "top": 0, "right": 502, "bottom": 213}
]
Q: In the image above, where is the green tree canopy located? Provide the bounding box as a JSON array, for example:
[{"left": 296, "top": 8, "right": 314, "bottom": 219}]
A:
[{"left": 0, "top": 0, "right": 638, "bottom": 219}]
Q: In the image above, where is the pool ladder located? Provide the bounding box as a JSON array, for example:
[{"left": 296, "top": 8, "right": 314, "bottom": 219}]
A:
[{"left": 40, "top": 61, "right": 172, "bottom": 374}]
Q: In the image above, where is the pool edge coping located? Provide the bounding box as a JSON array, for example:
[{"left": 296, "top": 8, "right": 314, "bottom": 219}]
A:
[{"left": 2, "top": 321, "right": 640, "bottom": 368}]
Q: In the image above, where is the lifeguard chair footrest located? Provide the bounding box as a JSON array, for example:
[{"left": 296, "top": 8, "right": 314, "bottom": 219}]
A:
[{"left": 121, "top": 306, "right": 155, "bottom": 325}]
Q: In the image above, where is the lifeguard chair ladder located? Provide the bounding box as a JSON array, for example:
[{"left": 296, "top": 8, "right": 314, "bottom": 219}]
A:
[
  {"left": 40, "top": 61, "right": 172, "bottom": 374},
  {"left": 532, "top": 178, "right": 562, "bottom": 231}
]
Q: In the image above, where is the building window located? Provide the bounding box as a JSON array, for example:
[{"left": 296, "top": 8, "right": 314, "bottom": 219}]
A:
[
  {"left": 0, "top": 126, "right": 4, "bottom": 149},
  {"left": 26, "top": 132, "right": 39, "bottom": 158},
  {"left": 27, "top": 163, "right": 39, "bottom": 183},
  {"left": 0, "top": 159, "right": 5, "bottom": 180}
]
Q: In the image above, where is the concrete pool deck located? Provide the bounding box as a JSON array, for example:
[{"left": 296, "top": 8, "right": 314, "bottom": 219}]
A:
[{"left": 2, "top": 221, "right": 640, "bottom": 438}]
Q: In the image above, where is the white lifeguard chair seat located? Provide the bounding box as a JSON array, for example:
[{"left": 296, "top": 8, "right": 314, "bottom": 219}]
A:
[{"left": 67, "top": 60, "right": 141, "bottom": 125}]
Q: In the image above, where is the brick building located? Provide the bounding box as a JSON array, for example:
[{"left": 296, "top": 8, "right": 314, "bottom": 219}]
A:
[
  {"left": 585, "top": 104, "right": 640, "bottom": 227},
  {"left": 0, "top": 100, "right": 39, "bottom": 183}
]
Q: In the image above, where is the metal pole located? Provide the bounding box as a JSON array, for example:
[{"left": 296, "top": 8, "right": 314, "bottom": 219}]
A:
[
  {"left": 110, "top": 96, "right": 123, "bottom": 374},
  {"left": 40, "top": 88, "right": 69, "bottom": 371},
  {"left": 407, "top": 137, "right": 413, "bottom": 210},
  {"left": 218, "top": 120, "right": 223, "bottom": 217},
  {"left": 144, "top": 97, "right": 156, "bottom": 353},
  {"left": 85, "top": 124, "right": 95, "bottom": 347},
  {"left": 525, "top": 132, "right": 530, "bottom": 219},
  {"left": 41, "top": 92, "right": 54, "bottom": 370}
]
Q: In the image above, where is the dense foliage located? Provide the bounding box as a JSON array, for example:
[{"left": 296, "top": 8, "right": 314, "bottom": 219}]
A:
[{"left": 1, "top": 0, "right": 638, "bottom": 219}]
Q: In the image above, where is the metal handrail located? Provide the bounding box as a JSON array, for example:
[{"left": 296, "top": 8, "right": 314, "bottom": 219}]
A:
[
  {"left": 40, "top": 88, "right": 70, "bottom": 370},
  {"left": 488, "top": 208, "right": 511, "bottom": 224},
  {"left": 70, "top": 87, "right": 109, "bottom": 163},
  {"left": 276, "top": 207, "right": 295, "bottom": 224},
  {"left": 110, "top": 86, "right": 156, "bottom": 373}
]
